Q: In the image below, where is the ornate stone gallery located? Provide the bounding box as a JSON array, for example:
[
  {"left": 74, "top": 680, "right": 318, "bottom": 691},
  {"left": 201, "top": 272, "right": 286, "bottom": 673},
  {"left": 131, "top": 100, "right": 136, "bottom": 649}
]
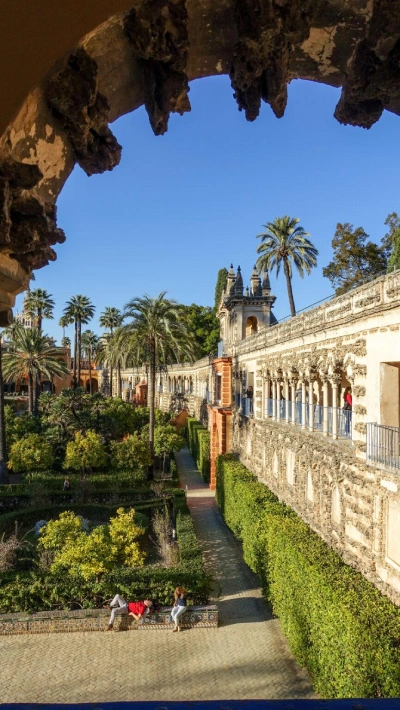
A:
[
  {"left": 1, "top": 1, "right": 400, "bottom": 320},
  {"left": 151, "top": 268, "right": 400, "bottom": 607}
]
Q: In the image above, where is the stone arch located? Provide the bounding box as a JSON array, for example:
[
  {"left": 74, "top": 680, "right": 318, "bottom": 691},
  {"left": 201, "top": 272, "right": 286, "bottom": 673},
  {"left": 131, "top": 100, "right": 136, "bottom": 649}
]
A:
[
  {"left": 0, "top": 2, "right": 399, "bottom": 319},
  {"left": 86, "top": 377, "right": 98, "bottom": 393},
  {"left": 245, "top": 316, "right": 258, "bottom": 337}
]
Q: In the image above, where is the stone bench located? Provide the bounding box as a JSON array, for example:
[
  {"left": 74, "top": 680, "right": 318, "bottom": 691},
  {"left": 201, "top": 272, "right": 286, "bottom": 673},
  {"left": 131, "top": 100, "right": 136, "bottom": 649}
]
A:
[{"left": 0, "top": 605, "right": 218, "bottom": 635}]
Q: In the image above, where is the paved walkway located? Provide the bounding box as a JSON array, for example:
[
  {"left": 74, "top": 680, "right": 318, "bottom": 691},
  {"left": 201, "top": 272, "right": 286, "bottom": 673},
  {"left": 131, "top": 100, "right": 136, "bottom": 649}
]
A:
[{"left": 0, "top": 448, "right": 315, "bottom": 703}]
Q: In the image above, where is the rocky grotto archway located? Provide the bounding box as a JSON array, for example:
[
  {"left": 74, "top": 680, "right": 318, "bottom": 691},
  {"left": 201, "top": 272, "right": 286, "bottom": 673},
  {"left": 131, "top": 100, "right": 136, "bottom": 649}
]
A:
[{"left": 0, "top": 0, "right": 399, "bottom": 323}]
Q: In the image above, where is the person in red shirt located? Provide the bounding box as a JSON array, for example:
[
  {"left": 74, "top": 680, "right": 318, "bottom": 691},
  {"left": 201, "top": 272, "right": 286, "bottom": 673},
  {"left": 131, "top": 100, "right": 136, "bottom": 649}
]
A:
[{"left": 105, "top": 594, "right": 153, "bottom": 631}]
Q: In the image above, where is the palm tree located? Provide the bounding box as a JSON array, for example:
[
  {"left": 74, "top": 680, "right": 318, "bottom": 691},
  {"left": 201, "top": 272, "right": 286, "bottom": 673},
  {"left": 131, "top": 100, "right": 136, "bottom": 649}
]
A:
[
  {"left": 120, "top": 293, "right": 195, "bottom": 467},
  {"left": 61, "top": 336, "right": 71, "bottom": 349},
  {"left": 0, "top": 331, "right": 8, "bottom": 483},
  {"left": 2, "top": 328, "right": 69, "bottom": 416},
  {"left": 59, "top": 315, "right": 71, "bottom": 340},
  {"left": 81, "top": 330, "right": 100, "bottom": 394},
  {"left": 99, "top": 307, "right": 124, "bottom": 397},
  {"left": 24, "top": 289, "right": 55, "bottom": 331},
  {"left": 63, "top": 296, "right": 95, "bottom": 389},
  {"left": 256, "top": 216, "right": 318, "bottom": 317}
]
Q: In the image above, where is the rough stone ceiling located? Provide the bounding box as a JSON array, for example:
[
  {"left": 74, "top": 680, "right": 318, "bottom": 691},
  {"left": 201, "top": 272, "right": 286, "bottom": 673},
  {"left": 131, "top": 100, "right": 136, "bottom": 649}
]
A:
[{"left": 0, "top": 0, "right": 400, "bottom": 295}]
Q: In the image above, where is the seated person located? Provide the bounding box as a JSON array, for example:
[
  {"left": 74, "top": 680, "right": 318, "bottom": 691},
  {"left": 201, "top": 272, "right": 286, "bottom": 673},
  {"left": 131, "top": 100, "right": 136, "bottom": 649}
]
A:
[{"left": 105, "top": 594, "right": 153, "bottom": 631}]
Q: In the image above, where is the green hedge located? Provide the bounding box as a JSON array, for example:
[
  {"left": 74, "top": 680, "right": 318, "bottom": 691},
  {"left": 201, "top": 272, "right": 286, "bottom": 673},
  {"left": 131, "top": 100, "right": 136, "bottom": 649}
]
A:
[
  {"left": 0, "top": 489, "right": 157, "bottom": 514},
  {"left": 0, "top": 489, "right": 209, "bottom": 612},
  {"left": 187, "top": 418, "right": 210, "bottom": 483},
  {"left": 216, "top": 454, "right": 400, "bottom": 698},
  {"left": 20, "top": 471, "right": 148, "bottom": 490},
  {"left": 0, "top": 501, "right": 165, "bottom": 535}
]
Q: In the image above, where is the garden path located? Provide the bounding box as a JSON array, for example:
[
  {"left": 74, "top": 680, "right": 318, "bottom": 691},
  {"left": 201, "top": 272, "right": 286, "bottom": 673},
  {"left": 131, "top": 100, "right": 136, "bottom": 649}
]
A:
[{"left": 0, "top": 447, "right": 315, "bottom": 703}]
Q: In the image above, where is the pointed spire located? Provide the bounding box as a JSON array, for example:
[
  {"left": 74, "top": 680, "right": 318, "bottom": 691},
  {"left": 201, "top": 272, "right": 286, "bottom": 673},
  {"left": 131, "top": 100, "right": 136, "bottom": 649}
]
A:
[
  {"left": 226, "top": 263, "right": 236, "bottom": 294},
  {"left": 250, "top": 265, "right": 262, "bottom": 296},
  {"left": 234, "top": 266, "right": 243, "bottom": 296},
  {"left": 262, "top": 270, "right": 271, "bottom": 295}
]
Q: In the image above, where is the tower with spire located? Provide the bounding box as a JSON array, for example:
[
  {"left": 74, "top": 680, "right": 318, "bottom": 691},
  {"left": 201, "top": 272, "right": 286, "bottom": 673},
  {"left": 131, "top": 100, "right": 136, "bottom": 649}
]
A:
[{"left": 217, "top": 265, "right": 277, "bottom": 350}]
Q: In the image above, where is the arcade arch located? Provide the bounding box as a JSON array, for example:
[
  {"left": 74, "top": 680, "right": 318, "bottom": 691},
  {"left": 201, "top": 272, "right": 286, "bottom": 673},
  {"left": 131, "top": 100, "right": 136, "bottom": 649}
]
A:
[{"left": 0, "top": 1, "right": 399, "bottom": 320}]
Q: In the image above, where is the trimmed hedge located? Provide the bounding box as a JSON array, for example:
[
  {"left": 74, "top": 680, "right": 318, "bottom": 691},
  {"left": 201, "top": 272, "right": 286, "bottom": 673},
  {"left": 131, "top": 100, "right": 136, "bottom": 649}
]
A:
[
  {"left": 187, "top": 418, "right": 210, "bottom": 483},
  {"left": 0, "top": 489, "right": 157, "bottom": 514},
  {"left": 216, "top": 454, "right": 400, "bottom": 699},
  {"left": 0, "top": 501, "right": 163, "bottom": 535}
]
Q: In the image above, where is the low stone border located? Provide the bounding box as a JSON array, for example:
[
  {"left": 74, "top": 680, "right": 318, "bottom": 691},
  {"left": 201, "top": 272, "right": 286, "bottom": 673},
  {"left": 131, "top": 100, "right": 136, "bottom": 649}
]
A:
[{"left": 0, "top": 605, "right": 218, "bottom": 635}]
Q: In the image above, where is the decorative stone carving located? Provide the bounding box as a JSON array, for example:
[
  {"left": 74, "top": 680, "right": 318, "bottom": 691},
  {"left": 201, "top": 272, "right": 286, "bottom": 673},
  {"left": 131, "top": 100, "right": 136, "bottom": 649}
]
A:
[
  {"left": 353, "top": 405, "right": 367, "bottom": 415},
  {"left": 353, "top": 385, "right": 366, "bottom": 397}
]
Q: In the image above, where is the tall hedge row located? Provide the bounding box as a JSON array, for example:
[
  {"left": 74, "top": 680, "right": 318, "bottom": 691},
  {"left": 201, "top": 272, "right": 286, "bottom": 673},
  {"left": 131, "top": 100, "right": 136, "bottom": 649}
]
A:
[
  {"left": 187, "top": 418, "right": 210, "bottom": 483},
  {"left": 216, "top": 454, "right": 400, "bottom": 698}
]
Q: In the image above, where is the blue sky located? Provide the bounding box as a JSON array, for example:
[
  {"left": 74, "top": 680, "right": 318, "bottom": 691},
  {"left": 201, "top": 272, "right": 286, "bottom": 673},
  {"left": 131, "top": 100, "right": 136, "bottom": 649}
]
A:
[{"left": 17, "top": 74, "right": 400, "bottom": 343}]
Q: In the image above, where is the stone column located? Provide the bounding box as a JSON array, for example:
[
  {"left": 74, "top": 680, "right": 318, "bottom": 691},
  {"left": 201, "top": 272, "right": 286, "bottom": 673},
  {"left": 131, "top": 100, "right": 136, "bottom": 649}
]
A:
[
  {"left": 301, "top": 381, "right": 307, "bottom": 429},
  {"left": 308, "top": 380, "right": 314, "bottom": 432},
  {"left": 322, "top": 378, "right": 329, "bottom": 437},
  {"left": 290, "top": 379, "right": 297, "bottom": 425},
  {"left": 276, "top": 379, "right": 281, "bottom": 422},
  {"left": 331, "top": 376, "right": 340, "bottom": 440},
  {"left": 272, "top": 380, "right": 277, "bottom": 420},
  {"left": 284, "top": 378, "right": 290, "bottom": 423}
]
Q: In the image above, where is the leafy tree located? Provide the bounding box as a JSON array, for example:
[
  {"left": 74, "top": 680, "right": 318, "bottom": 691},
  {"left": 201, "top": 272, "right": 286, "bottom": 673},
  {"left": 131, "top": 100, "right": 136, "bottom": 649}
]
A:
[
  {"left": 110, "top": 434, "right": 151, "bottom": 475},
  {"left": 2, "top": 328, "right": 69, "bottom": 415},
  {"left": 81, "top": 330, "right": 100, "bottom": 394},
  {"left": 381, "top": 212, "right": 400, "bottom": 261},
  {"left": 5, "top": 405, "right": 40, "bottom": 451},
  {"left": 388, "top": 230, "right": 400, "bottom": 272},
  {"left": 119, "top": 293, "right": 195, "bottom": 468},
  {"left": 39, "top": 509, "right": 145, "bottom": 581},
  {"left": 64, "top": 430, "right": 106, "bottom": 475},
  {"left": 256, "top": 216, "right": 318, "bottom": 316},
  {"left": 214, "top": 267, "right": 228, "bottom": 311},
  {"left": 179, "top": 304, "right": 220, "bottom": 358},
  {"left": 8, "top": 433, "right": 54, "bottom": 472},
  {"left": 153, "top": 424, "right": 185, "bottom": 457},
  {"left": 323, "top": 223, "right": 387, "bottom": 296},
  {"left": 24, "top": 289, "right": 54, "bottom": 332},
  {"left": 63, "top": 296, "right": 95, "bottom": 389},
  {"left": 99, "top": 307, "right": 124, "bottom": 397}
]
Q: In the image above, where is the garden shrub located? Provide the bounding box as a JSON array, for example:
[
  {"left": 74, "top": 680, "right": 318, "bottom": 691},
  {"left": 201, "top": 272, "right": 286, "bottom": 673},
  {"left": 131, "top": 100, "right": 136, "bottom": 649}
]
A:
[
  {"left": 187, "top": 418, "right": 210, "bottom": 483},
  {"left": 64, "top": 431, "right": 107, "bottom": 474},
  {"left": 110, "top": 434, "right": 150, "bottom": 475},
  {"left": 215, "top": 454, "right": 400, "bottom": 698},
  {"left": 8, "top": 434, "right": 54, "bottom": 473},
  {"left": 40, "top": 509, "right": 145, "bottom": 581}
]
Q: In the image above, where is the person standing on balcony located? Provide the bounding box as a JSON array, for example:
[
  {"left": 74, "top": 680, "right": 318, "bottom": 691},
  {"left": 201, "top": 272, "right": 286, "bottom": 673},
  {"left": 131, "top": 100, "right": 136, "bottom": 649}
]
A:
[{"left": 343, "top": 386, "right": 352, "bottom": 435}]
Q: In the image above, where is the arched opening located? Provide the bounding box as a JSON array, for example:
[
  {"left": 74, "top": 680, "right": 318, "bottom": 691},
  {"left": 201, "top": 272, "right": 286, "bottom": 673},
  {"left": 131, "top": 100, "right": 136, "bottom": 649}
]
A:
[
  {"left": 86, "top": 377, "right": 98, "bottom": 393},
  {"left": 41, "top": 380, "right": 53, "bottom": 393},
  {"left": 245, "top": 316, "right": 258, "bottom": 337}
]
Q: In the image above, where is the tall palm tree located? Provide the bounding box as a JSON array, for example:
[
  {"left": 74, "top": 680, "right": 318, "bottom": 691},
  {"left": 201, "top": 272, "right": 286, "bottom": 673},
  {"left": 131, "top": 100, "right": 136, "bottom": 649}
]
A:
[
  {"left": 59, "top": 315, "right": 71, "bottom": 340},
  {"left": 3, "top": 328, "right": 69, "bottom": 416},
  {"left": 63, "top": 296, "right": 95, "bottom": 389},
  {"left": 81, "top": 330, "right": 100, "bottom": 394},
  {"left": 99, "top": 307, "right": 124, "bottom": 397},
  {"left": 61, "top": 336, "right": 71, "bottom": 349},
  {"left": 24, "top": 289, "right": 55, "bottom": 331},
  {"left": 0, "top": 331, "right": 8, "bottom": 483},
  {"left": 120, "top": 293, "right": 195, "bottom": 466},
  {"left": 256, "top": 216, "right": 318, "bottom": 317}
]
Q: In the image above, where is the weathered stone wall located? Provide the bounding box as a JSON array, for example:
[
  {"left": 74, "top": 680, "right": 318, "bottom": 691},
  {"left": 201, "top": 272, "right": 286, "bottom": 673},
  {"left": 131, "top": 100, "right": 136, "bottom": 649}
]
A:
[{"left": 232, "top": 414, "right": 400, "bottom": 606}]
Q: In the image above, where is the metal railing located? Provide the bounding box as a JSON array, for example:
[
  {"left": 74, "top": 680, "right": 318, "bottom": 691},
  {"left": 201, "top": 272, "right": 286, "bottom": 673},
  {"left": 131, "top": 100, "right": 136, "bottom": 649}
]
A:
[
  {"left": 366, "top": 422, "right": 400, "bottom": 470},
  {"left": 265, "top": 399, "right": 352, "bottom": 439},
  {"left": 241, "top": 397, "right": 254, "bottom": 417}
]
